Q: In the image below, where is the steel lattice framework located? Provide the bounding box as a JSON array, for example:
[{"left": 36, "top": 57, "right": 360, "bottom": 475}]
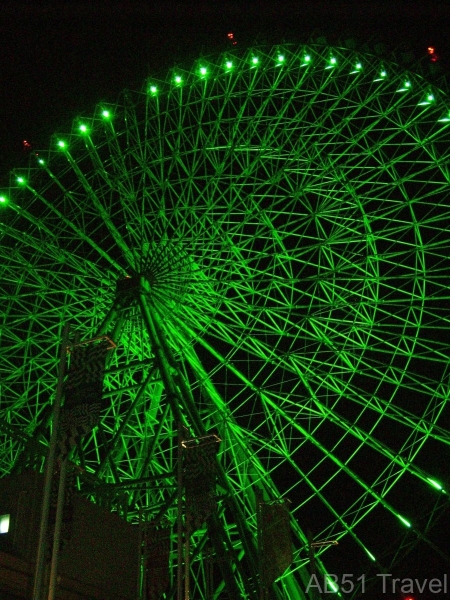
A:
[{"left": 1, "top": 44, "right": 450, "bottom": 599}]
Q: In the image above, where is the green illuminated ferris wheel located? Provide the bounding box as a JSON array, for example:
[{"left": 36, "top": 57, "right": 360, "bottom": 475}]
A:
[{"left": 1, "top": 44, "right": 450, "bottom": 599}]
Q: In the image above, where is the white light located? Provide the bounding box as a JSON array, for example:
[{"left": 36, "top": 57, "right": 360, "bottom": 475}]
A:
[
  {"left": 427, "top": 477, "right": 443, "bottom": 490},
  {"left": 397, "top": 514, "right": 411, "bottom": 528},
  {"left": 0, "top": 514, "right": 10, "bottom": 534},
  {"left": 326, "top": 576, "right": 339, "bottom": 592},
  {"left": 374, "top": 70, "right": 387, "bottom": 81}
]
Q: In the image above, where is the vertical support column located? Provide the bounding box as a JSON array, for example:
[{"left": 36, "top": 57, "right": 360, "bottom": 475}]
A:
[
  {"left": 257, "top": 502, "right": 262, "bottom": 600},
  {"left": 177, "top": 424, "right": 184, "bottom": 600},
  {"left": 47, "top": 458, "right": 68, "bottom": 600},
  {"left": 137, "top": 507, "right": 143, "bottom": 600},
  {"left": 182, "top": 440, "right": 191, "bottom": 600},
  {"left": 255, "top": 490, "right": 266, "bottom": 600},
  {"left": 33, "top": 322, "right": 70, "bottom": 600}
]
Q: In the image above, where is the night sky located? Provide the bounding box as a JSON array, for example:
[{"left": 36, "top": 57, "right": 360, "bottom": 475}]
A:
[
  {"left": 1, "top": 1, "right": 449, "bottom": 183},
  {"left": 1, "top": 1, "right": 450, "bottom": 598}
]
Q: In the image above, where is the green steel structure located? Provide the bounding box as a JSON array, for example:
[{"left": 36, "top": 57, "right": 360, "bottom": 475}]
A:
[{"left": 1, "top": 44, "right": 450, "bottom": 598}]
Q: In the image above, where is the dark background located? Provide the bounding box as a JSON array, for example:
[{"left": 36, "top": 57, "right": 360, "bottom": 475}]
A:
[
  {"left": 1, "top": 1, "right": 450, "bottom": 185},
  {"left": 0, "top": 2, "right": 449, "bottom": 598}
]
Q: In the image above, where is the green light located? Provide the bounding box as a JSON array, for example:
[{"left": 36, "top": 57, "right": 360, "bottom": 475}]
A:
[
  {"left": 397, "top": 80, "right": 411, "bottom": 93},
  {"left": 149, "top": 85, "right": 157, "bottom": 94},
  {"left": 16, "top": 177, "right": 26, "bottom": 185},
  {"left": 37, "top": 158, "right": 45, "bottom": 165},
  {"left": 330, "top": 57, "right": 337, "bottom": 65},
  {"left": 427, "top": 477, "right": 443, "bottom": 490},
  {"left": 381, "top": 70, "right": 387, "bottom": 77},
  {"left": 303, "top": 55, "right": 311, "bottom": 62},
  {"left": 397, "top": 514, "right": 411, "bottom": 528},
  {"left": 225, "top": 60, "right": 233, "bottom": 69},
  {"left": 174, "top": 75, "right": 182, "bottom": 84},
  {"left": 366, "top": 549, "right": 376, "bottom": 561},
  {"left": 0, "top": 195, "right": 8, "bottom": 205},
  {"left": 277, "top": 54, "right": 285, "bottom": 63},
  {"left": 0, "top": 514, "right": 10, "bottom": 533},
  {"left": 79, "top": 124, "right": 88, "bottom": 133},
  {"left": 57, "top": 140, "right": 66, "bottom": 149},
  {"left": 102, "top": 109, "right": 111, "bottom": 119},
  {"left": 199, "top": 67, "right": 207, "bottom": 76},
  {"left": 419, "top": 93, "right": 436, "bottom": 106},
  {"left": 252, "top": 57, "right": 259, "bottom": 65},
  {"left": 356, "top": 62, "right": 362, "bottom": 69},
  {"left": 326, "top": 576, "right": 339, "bottom": 593}
]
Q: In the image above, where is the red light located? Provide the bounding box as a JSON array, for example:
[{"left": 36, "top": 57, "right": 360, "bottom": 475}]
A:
[
  {"left": 227, "top": 32, "right": 237, "bottom": 46},
  {"left": 427, "top": 46, "right": 440, "bottom": 62}
]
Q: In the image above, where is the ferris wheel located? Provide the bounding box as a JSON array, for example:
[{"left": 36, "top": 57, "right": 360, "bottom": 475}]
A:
[{"left": 1, "top": 43, "right": 450, "bottom": 599}]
